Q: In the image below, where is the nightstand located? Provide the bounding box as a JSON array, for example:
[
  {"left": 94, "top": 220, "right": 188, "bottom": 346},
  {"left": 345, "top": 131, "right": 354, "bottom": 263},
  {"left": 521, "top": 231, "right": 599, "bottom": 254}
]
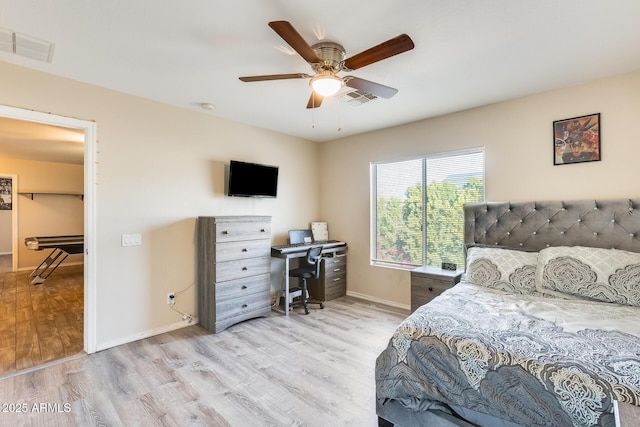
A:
[
  {"left": 410, "top": 266, "right": 463, "bottom": 312},
  {"left": 614, "top": 400, "right": 640, "bottom": 426}
]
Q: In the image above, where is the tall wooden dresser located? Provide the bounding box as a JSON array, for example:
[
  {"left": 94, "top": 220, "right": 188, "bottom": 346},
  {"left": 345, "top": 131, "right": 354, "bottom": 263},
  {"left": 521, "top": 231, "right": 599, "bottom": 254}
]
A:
[{"left": 197, "top": 216, "right": 271, "bottom": 333}]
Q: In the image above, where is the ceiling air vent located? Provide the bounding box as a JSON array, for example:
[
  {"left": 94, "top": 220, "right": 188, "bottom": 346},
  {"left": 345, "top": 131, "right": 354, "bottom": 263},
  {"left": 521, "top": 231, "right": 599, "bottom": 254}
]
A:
[
  {"left": 0, "top": 27, "right": 55, "bottom": 63},
  {"left": 341, "top": 89, "right": 378, "bottom": 106}
]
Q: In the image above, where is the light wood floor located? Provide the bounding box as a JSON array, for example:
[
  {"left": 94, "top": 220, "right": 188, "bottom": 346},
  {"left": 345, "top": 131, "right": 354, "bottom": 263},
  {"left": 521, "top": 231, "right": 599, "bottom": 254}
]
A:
[
  {"left": 0, "top": 264, "right": 84, "bottom": 376},
  {"left": 0, "top": 254, "right": 11, "bottom": 273},
  {"left": 0, "top": 296, "right": 407, "bottom": 426}
]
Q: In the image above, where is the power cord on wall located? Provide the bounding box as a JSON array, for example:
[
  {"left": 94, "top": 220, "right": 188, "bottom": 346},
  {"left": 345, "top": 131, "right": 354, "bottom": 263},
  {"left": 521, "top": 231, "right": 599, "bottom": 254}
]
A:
[{"left": 168, "top": 282, "right": 195, "bottom": 323}]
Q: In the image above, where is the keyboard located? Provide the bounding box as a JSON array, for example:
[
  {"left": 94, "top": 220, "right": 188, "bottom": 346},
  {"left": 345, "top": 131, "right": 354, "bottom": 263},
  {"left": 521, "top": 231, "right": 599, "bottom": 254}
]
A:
[
  {"left": 275, "top": 242, "right": 316, "bottom": 250},
  {"left": 271, "top": 240, "right": 346, "bottom": 254},
  {"left": 313, "top": 240, "right": 345, "bottom": 248}
]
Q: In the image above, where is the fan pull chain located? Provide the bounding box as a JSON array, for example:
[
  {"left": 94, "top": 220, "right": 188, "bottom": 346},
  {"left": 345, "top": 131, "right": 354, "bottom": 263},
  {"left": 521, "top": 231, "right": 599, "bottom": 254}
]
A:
[{"left": 337, "top": 93, "right": 342, "bottom": 132}]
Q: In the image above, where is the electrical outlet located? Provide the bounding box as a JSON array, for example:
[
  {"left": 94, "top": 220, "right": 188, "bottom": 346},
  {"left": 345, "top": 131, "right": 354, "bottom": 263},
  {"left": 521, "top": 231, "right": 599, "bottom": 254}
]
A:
[{"left": 167, "top": 292, "right": 175, "bottom": 305}]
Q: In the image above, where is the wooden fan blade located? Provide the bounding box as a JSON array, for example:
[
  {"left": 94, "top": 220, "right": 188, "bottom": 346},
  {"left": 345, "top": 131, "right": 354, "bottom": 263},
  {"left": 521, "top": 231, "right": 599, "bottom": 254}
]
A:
[
  {"left": 239, "top": 73, "right": 309, "bottom": 82},
  {"left": 268, "top": 21, "right": 322, "bottom": 64},
  {"left": 342, "top": 34, "right": 414, "bottom": 71},
  {"left": 345, "top": 77, "right": 398, "bottom": 99},
  {"left": 306, "top": 91, "right": 324, "bottom": 109}
]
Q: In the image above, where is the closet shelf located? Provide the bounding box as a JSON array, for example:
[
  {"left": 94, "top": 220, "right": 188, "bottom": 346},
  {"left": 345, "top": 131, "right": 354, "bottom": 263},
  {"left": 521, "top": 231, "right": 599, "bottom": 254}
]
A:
[{"left": 19, "top": 191, "right": 84, "bottom": 201}]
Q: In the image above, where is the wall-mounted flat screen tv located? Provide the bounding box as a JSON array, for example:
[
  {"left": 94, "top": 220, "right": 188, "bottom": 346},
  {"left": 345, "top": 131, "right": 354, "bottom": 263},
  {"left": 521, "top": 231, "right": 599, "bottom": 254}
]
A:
[{"left": 227, "top": 160, "right": 279, "bottom": 198}]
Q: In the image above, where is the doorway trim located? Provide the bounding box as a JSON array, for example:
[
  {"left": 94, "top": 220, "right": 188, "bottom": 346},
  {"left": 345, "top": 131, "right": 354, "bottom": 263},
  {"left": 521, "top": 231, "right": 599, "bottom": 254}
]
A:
[
  {"left": 0, "top": 173, "right": 18, "bottom": 272},
  {"left": 0, "top": 104, "right": 97, "bottom": 354}
]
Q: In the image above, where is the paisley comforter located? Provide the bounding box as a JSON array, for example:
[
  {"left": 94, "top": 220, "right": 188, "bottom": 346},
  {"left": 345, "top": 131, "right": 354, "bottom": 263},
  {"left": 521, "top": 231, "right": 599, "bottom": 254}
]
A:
[{"left": 375, "top": 283, "right": 640, "bottom": 427}]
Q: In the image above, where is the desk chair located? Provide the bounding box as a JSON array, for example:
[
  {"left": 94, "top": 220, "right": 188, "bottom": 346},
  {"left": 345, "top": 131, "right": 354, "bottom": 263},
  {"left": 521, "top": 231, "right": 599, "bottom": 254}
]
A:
[{"left": 288, "top": 246, "right": 324, "bottom": 314}]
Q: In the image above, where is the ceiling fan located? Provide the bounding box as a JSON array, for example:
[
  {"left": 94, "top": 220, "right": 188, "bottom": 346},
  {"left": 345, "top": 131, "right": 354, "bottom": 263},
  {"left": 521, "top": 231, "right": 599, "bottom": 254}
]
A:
[{"left": 239, "top": 21, "right": 415, "bottom": 109}]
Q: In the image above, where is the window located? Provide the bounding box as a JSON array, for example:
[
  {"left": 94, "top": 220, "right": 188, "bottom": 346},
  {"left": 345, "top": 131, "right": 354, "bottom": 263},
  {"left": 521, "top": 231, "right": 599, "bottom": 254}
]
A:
[{"left": 371, "top": 148, "right": 484, "bottom": 269}]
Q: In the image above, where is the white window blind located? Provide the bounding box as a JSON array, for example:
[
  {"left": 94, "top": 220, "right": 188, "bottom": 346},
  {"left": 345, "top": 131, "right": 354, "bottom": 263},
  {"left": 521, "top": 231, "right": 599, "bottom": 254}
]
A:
[{"left": 371, "top": 148, "right": 484, "bottom": 269}]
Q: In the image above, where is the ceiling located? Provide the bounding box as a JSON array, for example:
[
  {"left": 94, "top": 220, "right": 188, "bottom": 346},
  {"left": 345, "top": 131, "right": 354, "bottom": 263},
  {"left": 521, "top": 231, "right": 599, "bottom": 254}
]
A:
[
  {"left": 0, "top": 116, "right": 84, "bottom": 165},
  {"left": 1, "top": 0, "right": 640, "bottom": 155}
]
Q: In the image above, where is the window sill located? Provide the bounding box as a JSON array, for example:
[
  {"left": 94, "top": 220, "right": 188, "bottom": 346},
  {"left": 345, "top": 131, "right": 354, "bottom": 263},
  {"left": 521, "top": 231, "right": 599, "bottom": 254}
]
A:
[{"left": 370, "top": 260, "right": 420, "bottom": 271}]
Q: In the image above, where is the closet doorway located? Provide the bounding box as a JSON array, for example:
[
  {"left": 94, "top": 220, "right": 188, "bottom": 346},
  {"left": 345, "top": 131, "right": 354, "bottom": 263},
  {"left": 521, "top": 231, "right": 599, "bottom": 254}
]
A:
[{"left": 0, "top": 105, "right": 96, "bottom": 376}]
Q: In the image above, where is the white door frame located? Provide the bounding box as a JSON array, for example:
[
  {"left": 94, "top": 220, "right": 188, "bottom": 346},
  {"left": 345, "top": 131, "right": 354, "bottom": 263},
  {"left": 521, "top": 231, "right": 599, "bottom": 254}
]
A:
[
  {"left": 0, "top": 104, "right": 97, "bottom": 354},
  {"left": 0, "top": 173, "right": 18, "bottom": 271}
]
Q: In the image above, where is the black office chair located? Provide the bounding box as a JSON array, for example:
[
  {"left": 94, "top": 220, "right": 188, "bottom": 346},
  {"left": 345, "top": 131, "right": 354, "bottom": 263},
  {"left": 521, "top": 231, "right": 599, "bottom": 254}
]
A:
[{"left": 288, "top": 246, "right": 324, "bottom": 314}]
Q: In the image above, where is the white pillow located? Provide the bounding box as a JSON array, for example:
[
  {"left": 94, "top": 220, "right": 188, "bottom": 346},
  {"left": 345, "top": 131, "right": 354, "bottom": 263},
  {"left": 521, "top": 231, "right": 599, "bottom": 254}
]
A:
[
  {"left": 463, "top": 246, "right": 538, "bottom": 294},
  {"left": 536, "top": 246, "right": 640, "bottom": 306}
]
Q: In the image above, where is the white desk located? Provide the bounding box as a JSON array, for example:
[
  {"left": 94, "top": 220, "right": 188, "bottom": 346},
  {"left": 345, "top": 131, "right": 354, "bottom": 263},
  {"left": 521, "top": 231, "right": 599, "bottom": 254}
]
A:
[{"left": 270, "top": 242, "right": 346, "bottom": 316}]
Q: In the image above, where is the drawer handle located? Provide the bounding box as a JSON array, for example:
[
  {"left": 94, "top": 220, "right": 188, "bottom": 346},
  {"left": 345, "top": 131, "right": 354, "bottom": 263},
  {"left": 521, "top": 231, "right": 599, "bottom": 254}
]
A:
[
  {"left": 222, "top": 230, "right": 229, "bottom": 235},
  {"left": 333, "top": 268, "right": 341, "bottom": 272},
  {"left": 242, "top": 248, "right": 248, "bottom": 252},
  {"left": 260, "top": 228, "right": 266, "bottom": 232},
  {"left": 428, "top": 287, "right": 433, "bottom": 291},
  {"left": 333, "top": 278, "right": 341, "bottom": 282},
  {"left": 242, "top": 304, "right": 248, "bottom": 309},
  {"left": 241, "top": 285, "right": 248, "bottom": 290},
  {"left": 242, "top": 267, "right": 248, "bottom": 271}
]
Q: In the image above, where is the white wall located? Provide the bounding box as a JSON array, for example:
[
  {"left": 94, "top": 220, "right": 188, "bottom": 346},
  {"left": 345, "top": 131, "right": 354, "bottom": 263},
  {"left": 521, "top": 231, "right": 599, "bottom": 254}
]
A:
[
  {"left": 319, "top": 70, "right": 640, "bottom": 308},
  {"left": 0, "top": 61, "right": 320, "bottom": 349}
]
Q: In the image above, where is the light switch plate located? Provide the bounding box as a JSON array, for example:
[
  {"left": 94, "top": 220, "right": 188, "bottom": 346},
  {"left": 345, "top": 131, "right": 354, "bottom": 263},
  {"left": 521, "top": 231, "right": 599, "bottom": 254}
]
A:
[{"left": 122, "top": 233, "right": 142, "bottom": 246}]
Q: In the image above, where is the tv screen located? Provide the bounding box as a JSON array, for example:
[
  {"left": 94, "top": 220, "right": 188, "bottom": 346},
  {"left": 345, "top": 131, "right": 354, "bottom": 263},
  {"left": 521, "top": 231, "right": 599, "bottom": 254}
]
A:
[{"left": 227, "top": 160, "right": 279, "bottom": 198}]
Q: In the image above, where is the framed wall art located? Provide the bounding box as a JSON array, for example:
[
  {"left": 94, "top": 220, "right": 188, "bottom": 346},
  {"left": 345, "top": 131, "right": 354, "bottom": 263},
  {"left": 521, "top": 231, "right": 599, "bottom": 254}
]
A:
[
  {"left": 0, "top": 177, "right": 11, "bottom": 210},
  {"left": 553, "top": 113, "right": 600, "bottom": 165}
]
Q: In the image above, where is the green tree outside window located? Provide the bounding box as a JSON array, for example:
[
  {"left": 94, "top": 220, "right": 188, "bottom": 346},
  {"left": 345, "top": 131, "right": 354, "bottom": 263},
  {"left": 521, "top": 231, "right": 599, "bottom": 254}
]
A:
[{"left": 373, "top": 150, "right": 484, "bottom": 269}]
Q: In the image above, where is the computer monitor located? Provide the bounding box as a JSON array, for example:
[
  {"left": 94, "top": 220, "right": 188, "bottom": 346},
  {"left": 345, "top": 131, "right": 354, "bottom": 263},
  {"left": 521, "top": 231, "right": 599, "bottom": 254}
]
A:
[{"left": 288, "top": 229, "right": 313, "bottom": 244}]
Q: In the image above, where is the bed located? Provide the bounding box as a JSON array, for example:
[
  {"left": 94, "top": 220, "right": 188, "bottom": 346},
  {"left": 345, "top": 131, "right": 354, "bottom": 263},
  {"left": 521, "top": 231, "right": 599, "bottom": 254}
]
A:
[{"left": 376, "top": 199, "right": 640, "bottom": 427}]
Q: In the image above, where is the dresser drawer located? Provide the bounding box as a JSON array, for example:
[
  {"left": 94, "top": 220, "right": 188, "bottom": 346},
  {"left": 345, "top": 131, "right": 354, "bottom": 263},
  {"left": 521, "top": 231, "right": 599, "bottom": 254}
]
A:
[
  {"left": 216, "top": 273, "right": 270, "bottom": 301},
  {"left": 214, "top": 219, "right": 271, "bottom": 243},
  {"left": 215, "top": 239, "right": 271, "bottom": 263},
  {"left": 325, "top": 253, "right": 346, "bottom": 269},
  {"left": 325, "top": 271, "right": 346, "bottom": 300},
  {"left": 324, "top": 259, "right": 346, "bottom": 277},
  {"left": 412, "top": 277, "right": 451, "bottom": 296},
  {"left": 410, "top": 269, "right": 458, "bottom": 312},
  {"left": 215, "top": 256, "right": 270, "bottom": 282},
  {"left": 215, "top": 290, "right": 271, "bottom": 324}
]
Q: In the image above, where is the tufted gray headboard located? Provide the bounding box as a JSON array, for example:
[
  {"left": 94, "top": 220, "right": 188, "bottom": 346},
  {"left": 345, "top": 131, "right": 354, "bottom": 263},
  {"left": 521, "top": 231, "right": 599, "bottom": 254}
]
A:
[{"left": 464, "top": 199, "right": 640, "bottom": 253}]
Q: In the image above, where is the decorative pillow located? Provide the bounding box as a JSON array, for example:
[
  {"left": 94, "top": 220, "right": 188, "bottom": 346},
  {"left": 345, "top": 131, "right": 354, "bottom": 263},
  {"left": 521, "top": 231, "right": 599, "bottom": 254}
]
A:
[
  {"left": 463, "top": 246, "right": 538, "bottom": 294},
  {"left": 535, "top": 246, "right": 640, "bottom": 306}
]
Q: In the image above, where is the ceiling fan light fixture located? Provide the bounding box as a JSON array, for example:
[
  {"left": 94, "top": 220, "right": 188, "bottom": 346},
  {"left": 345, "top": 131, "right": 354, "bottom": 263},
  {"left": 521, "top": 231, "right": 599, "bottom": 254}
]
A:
[
  {"left": 240, "top": 21, "right": 413, "bottom": 109},
  {"left": 310, "top": 72, "right": 343, "bottom": 97}
]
